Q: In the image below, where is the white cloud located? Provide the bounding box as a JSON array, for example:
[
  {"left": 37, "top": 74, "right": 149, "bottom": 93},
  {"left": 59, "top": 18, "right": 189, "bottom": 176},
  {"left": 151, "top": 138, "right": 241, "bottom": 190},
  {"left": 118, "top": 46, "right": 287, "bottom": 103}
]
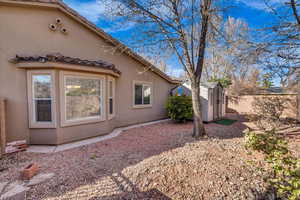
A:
[
  {"left": 63, "top": 0, "right": 136, "bottom": 33},
  {"left": 166, "top": 67, "right": 185, "bottom": 78},
  {"left": 64, "top": 0, "right": 106, "bottom": 23}
]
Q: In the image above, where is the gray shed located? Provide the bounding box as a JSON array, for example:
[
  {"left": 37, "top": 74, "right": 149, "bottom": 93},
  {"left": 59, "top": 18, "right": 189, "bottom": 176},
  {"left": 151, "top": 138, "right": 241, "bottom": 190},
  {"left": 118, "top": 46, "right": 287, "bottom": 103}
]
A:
[{"left": 171, "top": 82, "right": 226, "bottom": 122}]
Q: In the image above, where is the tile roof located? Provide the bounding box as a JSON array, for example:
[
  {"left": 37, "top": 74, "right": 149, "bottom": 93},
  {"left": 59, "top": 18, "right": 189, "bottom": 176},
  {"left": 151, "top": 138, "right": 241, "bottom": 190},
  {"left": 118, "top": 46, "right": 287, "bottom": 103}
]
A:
[{"left": 10, "top": 53, "right": 121, "bottom": 74}]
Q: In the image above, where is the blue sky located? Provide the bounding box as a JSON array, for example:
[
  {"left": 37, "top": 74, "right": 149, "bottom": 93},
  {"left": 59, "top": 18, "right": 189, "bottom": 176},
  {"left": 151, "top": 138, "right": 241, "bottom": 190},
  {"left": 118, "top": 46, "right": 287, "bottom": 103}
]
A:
[{"left": 63, "top": 0, "right": 284, "bottom": 80}]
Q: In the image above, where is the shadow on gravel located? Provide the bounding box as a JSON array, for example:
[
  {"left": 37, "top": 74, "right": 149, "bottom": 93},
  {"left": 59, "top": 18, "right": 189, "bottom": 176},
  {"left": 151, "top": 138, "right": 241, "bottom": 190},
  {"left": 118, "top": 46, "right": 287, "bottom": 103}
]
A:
[
  {"left": 10, "top": 113, "right": 251, "bottom": 200},
  {"left": 88, "top": 173, "right": 171, "bottom": 200},
  {"left": 254, "top": 186, "right": 277, "bottom": 200}
]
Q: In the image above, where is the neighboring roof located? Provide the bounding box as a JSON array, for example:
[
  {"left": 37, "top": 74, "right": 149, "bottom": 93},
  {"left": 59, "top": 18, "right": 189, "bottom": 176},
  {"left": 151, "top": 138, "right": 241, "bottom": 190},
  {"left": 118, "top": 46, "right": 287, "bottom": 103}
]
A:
[
  {"left": 181, "top": 81, "right": 223, "bottom": 89},
  {"left": 260, "top": 87, "right": 284, "bottom": 94},
  {"left": 170, "top": 84, "right": 190, "bottom": 92},
  {"left": 254, "top": 87, "right": 297, "bottom": 95},
  {"left": 1, "top": 0, "right": 180, "bottom": 84},
  {"left": 10, "top": 53, "right": 121, "bottom": 75},
  {"left": 201, "top": 82, "right": 222, "bottom": 89},
  {"left": 173, "top": 81, "right": 223, "bottom": 93}
]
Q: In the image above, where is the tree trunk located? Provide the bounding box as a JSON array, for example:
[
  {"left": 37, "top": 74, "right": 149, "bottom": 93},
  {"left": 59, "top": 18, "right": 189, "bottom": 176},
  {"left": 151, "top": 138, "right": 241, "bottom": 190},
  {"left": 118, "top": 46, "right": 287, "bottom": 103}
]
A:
[{"left": 190, "top": 79, "right": 206, "bottom": 139}]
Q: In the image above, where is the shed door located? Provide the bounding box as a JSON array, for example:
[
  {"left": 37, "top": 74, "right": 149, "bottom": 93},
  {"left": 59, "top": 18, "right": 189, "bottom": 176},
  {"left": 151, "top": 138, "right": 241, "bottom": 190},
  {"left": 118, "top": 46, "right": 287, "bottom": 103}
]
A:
[
  {"left": 213, "top": 86, "right": 223, "bottom": 120},
  {"left": 213, "top": 88, "right": 218, "bottom": 120},
  {"left": 218, "top": 87, "right": 223, "bottom": 118}
]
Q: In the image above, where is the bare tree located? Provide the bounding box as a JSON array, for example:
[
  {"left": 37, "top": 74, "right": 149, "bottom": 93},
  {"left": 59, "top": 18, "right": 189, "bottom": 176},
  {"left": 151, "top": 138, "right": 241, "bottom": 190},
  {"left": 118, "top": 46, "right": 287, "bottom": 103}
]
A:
[
  {"left": 258, "top": 0, "right": 300, "bottom": 86},
  {"left": 204, "top": 17, "right": 262, "bottom": 93},
  {"left": 290, "top": 0, "right": 300, "bottom": 25},
  {"left": 103, "top": 0, "right": 216, "bottom": 138},
  {"left": 204, "top": 17, "right": 247, "bottom": 81},
  {"left": 229, "top": 68, "right": 262, "bottom": 95},
  {"left": 142, "top": 54, "right": 168, "bottom": 72}
]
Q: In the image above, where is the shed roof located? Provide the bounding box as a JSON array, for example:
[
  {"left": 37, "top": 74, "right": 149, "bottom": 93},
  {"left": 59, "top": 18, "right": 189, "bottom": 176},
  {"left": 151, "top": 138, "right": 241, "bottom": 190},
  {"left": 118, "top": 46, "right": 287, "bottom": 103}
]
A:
[
  {"left": 1, "top": 0, "right": 180, "bottom": 84},
  {"left": 200, "top": 82, "right": 223, "bottom": 89}
]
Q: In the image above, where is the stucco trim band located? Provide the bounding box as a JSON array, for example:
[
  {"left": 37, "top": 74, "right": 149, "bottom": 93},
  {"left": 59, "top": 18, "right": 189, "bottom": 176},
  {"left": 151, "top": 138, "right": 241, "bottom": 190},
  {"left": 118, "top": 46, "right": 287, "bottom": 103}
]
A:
[{"left": 15, "top": 62, "right": 121, "bottom": 77}]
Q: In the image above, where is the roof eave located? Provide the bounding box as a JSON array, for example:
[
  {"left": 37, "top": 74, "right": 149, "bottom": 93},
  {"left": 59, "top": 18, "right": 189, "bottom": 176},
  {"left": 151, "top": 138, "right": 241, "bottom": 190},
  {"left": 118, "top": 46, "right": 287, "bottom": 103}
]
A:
[
  {"left": 14, "top": 61, "right": 121, "bottom": 77},
  {"left": 0, "top": 0, "right": 178, "bottom": 84}
]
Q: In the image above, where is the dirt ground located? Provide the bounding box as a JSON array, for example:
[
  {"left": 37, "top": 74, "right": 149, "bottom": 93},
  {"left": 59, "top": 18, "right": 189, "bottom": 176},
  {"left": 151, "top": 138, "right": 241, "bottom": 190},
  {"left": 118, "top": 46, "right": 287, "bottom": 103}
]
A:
[{"left": 1, "top": 114, "right": 299, "bottom": 200}]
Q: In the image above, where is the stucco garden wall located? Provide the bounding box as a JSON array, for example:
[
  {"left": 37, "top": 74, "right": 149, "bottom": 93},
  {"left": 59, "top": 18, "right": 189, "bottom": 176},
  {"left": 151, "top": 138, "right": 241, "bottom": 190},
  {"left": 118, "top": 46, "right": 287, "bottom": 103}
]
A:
[{"left": 227, "top": 94, "right": 299, "bottom": 119}]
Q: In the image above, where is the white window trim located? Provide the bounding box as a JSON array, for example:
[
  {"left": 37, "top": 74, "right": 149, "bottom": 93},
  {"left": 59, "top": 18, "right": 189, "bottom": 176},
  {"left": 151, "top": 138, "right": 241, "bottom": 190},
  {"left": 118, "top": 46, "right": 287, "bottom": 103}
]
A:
[
  {"left": 107, "top": 76, "right": 115, "bottom": 120},
  {"left": 27, "top": 70, "right": 57, "bottom": 129},
  {"left": 132, "top": 80, "right": 153, "bottom": 109},
  {"left": 59, "top": 71, "right": 106, "bottom": 127}
]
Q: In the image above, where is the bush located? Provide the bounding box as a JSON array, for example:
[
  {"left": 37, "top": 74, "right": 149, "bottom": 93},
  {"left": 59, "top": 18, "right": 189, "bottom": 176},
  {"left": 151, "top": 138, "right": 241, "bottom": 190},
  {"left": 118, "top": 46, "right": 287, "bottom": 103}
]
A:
[
  {"left": 245, "top": 129, "right": 300, "bottom": 200},
  {"left": 252, "top": 96, "right": 289, "bottom": 130},
  {"left": 166, "top": 95, "right": 193, "bottom": 122}
]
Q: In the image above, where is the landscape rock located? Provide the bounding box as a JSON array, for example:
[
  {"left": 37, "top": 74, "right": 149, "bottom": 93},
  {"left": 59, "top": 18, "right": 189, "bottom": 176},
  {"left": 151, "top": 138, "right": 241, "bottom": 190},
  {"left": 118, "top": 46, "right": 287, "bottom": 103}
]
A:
[{"left": 0, "top": 114, "right": 298, "bottom": 199}]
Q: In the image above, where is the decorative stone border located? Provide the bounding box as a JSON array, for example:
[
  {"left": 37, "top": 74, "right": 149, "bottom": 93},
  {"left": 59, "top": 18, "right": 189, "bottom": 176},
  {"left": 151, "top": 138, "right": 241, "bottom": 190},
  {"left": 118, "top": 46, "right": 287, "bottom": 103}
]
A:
[{"left": 27, "top": 119, "right": 171, "bottom": 153}]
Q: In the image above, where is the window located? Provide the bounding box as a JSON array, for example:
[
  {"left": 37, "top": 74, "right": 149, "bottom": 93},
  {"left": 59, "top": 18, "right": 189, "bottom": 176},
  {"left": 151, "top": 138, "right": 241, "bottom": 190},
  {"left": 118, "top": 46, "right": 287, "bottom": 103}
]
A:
[
  {"left": 108, "top": 77, "right": 115, "bottom": 119},
  {"left": 133, "top": 81, "right": 152, "bottom": 107},
  {"left": 27, "top": 70, "right": 56, "bottom": 128},
  {"left": 33, "top": 75, "right": 52, "bottom": 122},
  {"left": 60, "top": 72, "right": 105, "bottom": 126}
]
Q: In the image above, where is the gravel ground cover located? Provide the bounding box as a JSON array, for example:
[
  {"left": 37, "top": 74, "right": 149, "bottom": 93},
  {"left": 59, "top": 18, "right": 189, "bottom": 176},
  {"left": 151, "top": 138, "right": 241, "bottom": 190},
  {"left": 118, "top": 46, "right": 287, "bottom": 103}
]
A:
[{"left": 0, "top": 114, "right": 299, "bottom": 200}]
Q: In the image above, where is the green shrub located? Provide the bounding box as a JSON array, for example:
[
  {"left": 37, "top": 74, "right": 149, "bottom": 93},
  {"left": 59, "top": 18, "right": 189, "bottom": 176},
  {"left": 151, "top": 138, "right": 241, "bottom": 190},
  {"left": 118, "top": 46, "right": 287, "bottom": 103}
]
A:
[
  {"left": 245, "top": 129, "right": 300, "bottom": 200},
  {"left": 166, "top": 95, "right": 193, "bottom": 122}
]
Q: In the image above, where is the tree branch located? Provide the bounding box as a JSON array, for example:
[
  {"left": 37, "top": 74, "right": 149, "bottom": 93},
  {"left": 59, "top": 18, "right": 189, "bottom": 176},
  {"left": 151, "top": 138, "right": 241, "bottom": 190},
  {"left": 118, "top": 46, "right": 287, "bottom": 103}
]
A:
[
  {"left": 291, "top": 0, "right": 300, "bottom": 25},
  {"left": 170, "top": 0, "right": 195, "bottom": 75},
  {"left": 195, "top": 0, "right": 212, "bottom": 79}
]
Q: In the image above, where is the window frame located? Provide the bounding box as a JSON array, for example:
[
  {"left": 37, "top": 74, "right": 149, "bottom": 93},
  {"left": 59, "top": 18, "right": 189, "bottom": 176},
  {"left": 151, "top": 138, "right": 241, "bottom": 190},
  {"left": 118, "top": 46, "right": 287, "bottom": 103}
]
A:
[
  {"left": 27, "top": 70, "right": 57, "bottom": 128},
  {"left": 132, "top": 81, "right": 153, "bottom": 109},
  {"left": 59, "top": 71, "right": 106, "bottom": 127},
  {"left": 107, "top": 76, "right": 115, "bottom": 120}
]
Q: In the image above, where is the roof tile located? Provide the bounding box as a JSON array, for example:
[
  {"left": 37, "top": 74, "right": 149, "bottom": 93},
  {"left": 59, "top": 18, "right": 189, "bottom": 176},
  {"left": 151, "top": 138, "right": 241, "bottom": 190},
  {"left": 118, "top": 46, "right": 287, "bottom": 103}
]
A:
[{"left": 10, "top": 53, "right": 121, "bottom": 74}]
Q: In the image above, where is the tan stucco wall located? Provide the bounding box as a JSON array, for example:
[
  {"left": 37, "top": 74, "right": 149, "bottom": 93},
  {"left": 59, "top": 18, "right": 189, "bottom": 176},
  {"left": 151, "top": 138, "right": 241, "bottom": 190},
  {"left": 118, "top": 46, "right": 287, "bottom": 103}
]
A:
[
  {"left": 227, "top": 95, "right": 299, "bottom": 119},
  {"left": 0, "top": 4, "right": 175, "bottom": 144}
]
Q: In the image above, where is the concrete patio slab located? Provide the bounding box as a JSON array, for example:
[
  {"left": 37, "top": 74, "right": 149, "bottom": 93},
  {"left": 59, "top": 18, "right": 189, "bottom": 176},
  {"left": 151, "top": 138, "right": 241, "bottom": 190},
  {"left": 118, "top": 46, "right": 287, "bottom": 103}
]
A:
[
  {"left": 26, "top": 173, "right": 55, "bottom": 187},
  {"left": 0, "top": 181, "right": 29, "bottom": 200},
  {"left": 27, "top": 119, "right": 170, "bottom": 153},
  {"left": 26, "top": 146, "right": 57, "bottom": 153}
]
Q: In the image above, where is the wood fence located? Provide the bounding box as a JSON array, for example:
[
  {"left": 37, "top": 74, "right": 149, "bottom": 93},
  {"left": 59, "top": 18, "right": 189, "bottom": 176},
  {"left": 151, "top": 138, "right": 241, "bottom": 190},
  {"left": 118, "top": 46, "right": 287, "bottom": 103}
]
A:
[{"left": 0, "top": 98, "right": 6, "bottom": 157}]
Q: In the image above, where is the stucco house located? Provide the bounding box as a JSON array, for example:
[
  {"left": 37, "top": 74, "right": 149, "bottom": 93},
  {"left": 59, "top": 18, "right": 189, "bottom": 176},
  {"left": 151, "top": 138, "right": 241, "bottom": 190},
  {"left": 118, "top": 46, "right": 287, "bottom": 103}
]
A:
[{"left": 0, "top": 0, "right": 180, "bottom": 145}]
